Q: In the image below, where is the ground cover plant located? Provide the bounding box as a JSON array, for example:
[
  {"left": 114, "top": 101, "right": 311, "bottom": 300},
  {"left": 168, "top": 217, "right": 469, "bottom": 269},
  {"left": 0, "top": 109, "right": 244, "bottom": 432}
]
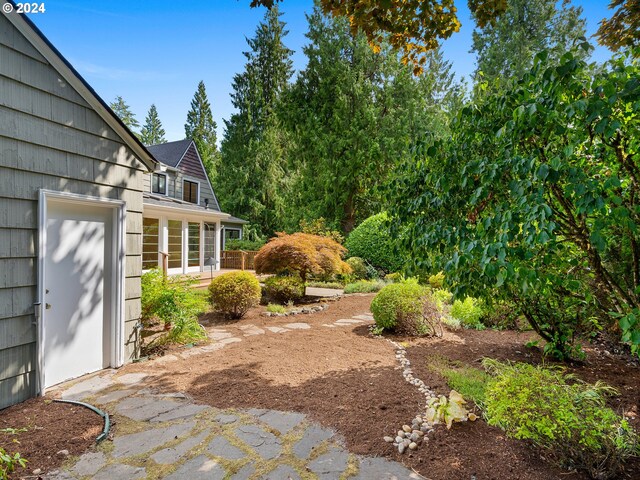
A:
[
  {"left": 209, "top": 271, "right": 261, "bottom": 319},
  {"left": 343, "top": 279, "right": 387, "bottom": 294}
]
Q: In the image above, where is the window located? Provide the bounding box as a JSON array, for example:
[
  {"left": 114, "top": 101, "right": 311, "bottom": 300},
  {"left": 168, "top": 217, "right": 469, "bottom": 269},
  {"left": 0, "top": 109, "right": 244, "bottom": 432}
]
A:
[
  {"left": 188, "top": 222, "right": 200, "bottom": 267},
  {"left": 142, "top": 218, "right": 159, "bottom": 270},
  {"left": 204, "top": 223, "right": 216, "bottom": 260},
  {"left": 224, "top": 228, "right": 241, "bottom": 241},
  {"left": 183, "top": 180, "right": 199, "bottom": 204},
  {"left": 167, "top": 220, "right": 182, "bottom": 269},
  {"left": 152, "top": 173, "right": 167, "bottom": 195}
]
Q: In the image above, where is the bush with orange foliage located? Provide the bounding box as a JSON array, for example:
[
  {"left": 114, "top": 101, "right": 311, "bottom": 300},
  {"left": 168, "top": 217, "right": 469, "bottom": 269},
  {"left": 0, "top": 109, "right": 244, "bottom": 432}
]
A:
[{"left": 254, "top": 233, "right": 352, "bottom": 282}]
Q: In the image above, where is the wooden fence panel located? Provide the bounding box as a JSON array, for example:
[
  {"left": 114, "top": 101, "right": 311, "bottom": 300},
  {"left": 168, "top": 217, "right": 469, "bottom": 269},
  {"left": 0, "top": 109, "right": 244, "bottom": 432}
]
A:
[{"left": 221, "top": 250, "right": 258, "bottom": 270}]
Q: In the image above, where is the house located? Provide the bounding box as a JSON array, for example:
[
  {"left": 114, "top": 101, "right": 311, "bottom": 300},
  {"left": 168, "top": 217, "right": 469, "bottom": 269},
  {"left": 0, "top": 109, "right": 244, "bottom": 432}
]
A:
[
  {"left": 0, "top": 8, "right": 245, "bottom": 410},
  {"left": 142, "top": 139, "right": 247, "bottom": 274}
]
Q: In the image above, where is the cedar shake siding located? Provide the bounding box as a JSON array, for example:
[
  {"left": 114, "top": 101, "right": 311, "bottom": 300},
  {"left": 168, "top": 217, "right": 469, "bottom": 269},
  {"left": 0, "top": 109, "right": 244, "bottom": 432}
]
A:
[{"left": 0, "top": 12, "right": 151, "bottom": 408}]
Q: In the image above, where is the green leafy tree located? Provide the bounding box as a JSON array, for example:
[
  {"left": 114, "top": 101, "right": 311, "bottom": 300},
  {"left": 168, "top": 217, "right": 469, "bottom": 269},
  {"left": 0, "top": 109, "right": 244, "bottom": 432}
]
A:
[
  {"left": 219, "top": 6, "right": 293, "bottom": 236},
  {"left": 110, "top": 95, "right": 139, "bottom": 132},
  {"left": 470, "top": 0, "right": 586, "bottom": 91},
  {"left": 283, "top": 7, "right": 460, "bottom": 234},
  {"left": 597, "top": 0, "right": 640, "bottom": 51},
  {"left": 140, "top": 104, "right": 166, "bottom": 146},
  {"left": 390, "top": 46, "right": 640, "bottom": 358},
  {"left": 185, "top": 81, "right": 219, "bottom": 185}
]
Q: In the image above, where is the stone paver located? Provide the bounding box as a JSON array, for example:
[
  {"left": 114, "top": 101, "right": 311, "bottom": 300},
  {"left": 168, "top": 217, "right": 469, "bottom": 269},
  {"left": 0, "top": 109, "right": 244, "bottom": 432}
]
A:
[
  {"left": 151, "top": 430, "right": 210, "bottom": 465},
  {"left": 308, "top": 447, "right": 350, "bottom": 479},
  {"left": 260, "top": 464, "right": 301, "bottom": 479},
  {"left": 70, "top": 452, "right": 106, "bottom": 477},
  {"left": 283, "top": 322, "right": 311, "bottom": 330},
  {"left": 51, "top": 311, "right": 419, "bottom": 480},
  {"left": 292, "top": 424, "right": 335, "bottom": 459},
  {"left": 164, "top": 454, "right": 225, "bottom": 480},
  {"left": 249, "top": 409, "right": 305, "bottom": 435},
  {"left": 235, "top": 425, "right": 282, "bottom": 460},
  {"left": 207, "top": 435, "right": 246, "bottom": 460},
  {"left": 112, "top": 421, "right": 195, "bottom": 458}
]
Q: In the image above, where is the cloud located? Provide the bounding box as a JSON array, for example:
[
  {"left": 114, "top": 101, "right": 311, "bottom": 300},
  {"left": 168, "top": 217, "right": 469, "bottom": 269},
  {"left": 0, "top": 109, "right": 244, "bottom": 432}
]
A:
[{"left": 70, "top": 59, "right": 179, "bottom": 82}]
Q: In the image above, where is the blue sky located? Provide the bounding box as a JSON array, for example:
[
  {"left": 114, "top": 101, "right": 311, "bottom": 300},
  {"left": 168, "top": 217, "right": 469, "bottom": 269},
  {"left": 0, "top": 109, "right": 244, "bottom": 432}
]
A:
[{"left": 29, "top": 1, "right": 614, "bottom": 143}]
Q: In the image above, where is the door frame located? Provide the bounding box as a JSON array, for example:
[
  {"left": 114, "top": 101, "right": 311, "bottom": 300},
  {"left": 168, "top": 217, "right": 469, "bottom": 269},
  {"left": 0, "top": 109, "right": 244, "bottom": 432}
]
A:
[{"left": 37, "top": 189, "right": 126, "bottom": 394}]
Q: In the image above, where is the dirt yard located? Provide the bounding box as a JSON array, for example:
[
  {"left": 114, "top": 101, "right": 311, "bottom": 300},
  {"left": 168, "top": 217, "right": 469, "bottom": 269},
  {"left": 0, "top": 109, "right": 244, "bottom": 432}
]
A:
[{"left": 2, "top": 293, "right": 639, "bottom": 479}]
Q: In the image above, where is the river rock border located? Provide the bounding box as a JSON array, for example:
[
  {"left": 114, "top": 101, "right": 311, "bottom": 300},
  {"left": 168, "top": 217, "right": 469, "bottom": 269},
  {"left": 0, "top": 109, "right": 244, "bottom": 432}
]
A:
[{"left": 264, "top": 303, "right": 329, "bottom": 317}]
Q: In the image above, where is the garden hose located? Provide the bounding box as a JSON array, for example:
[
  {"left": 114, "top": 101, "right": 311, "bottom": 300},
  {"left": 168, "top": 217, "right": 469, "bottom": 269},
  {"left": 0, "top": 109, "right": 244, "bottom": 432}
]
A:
[{"left": 53, "top": 399, "right": 110, "bottom": 443}]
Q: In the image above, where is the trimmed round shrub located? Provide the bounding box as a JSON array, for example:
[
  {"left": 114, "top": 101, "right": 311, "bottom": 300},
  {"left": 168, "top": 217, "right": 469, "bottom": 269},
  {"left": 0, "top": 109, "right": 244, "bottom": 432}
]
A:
[
  {"left": 346, "top": 257, "right": 368, "bottom": 280},
  {"left": 263, "top": 275, "right": 305, "bottom": 304},
  {"left": 344, "top": 213, "right": 404, "bottom": 273},
  {"left": 371, "top": 281, "right": 441, "bottom": 335},
  {"left": 209, "top": 271, "right": 261, "bottom": 319}
]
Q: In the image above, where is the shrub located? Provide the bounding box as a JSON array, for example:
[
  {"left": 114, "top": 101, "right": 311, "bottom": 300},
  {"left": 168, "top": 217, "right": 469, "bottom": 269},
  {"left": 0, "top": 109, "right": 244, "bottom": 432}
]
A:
[
  {"left": 432, "top": 288, "right": 453, "bottom": 307},
  {"left": 451, "top": 297, "right": 485, "bottom": 329},
  {"left": 1, "top": 446, "right": 26, "bottom": 479},
  {"left": 428, "top": 271, "right": 445, "bottom": 289},
  {"left": 441, "top": 315, "right": 462, "bottom": 330},
  {"left": 346, "top": 257, "right": 368, "bottom": 280},
  {"left": 209, "top": 271, "right": 261, "bottom": 319},
  {"left": 371, "top": 281, "right": 442, "bottom": 336},
  {"left": 344, "top": 213, "right": 404, "bottom": 273},
  {"left": 266, "top": 303, "right": 287, "bottom": 314},
  {"left": 483, "top": 359, "right": 639, "bottom": 479},
  {"left": 165, "top": 310, "right": 206, "bottom": 345},
  {"left": 343, "top": 279, "right": 386, "bottom": 294},
  {"left": 263, "top": 275, "right": 306, "bottom": 303},
  {"left": 299, "top": 217, "right": 344, "bottom": 244},
  {"left": 384, "top": 272, "right": 404, "bottom": 283},
  {"left": 255, "top": 232, "right": 351, "bottom": 282},
  {"left": 224, "top": 238, "right": 266, "bottom": 251},
  {"left": 306, "top": 280, "right": 345, "bottom": 289}
]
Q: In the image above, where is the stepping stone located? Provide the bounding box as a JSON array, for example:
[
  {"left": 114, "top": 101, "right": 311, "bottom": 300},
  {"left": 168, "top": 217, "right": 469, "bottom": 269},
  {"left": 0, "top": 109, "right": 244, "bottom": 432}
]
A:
[
  {"left": 71, "top": 452, "right": 106, "bottom": 477},
  {"left": 239, "top": 324, "right": 266, "bottom": 336},
  {"left": 284, "top": 323, "right": 311, "bottom": 330},
  {"left": 266, "top": 326, "right": 289, "bottom": 333},
  {"left": 112, "top": 421, "right": 195, "bottom": 458},
  {"left": 353, "top": 314, "right": 374, "bottom": 321},
  {"left": 116, "top": 373, "right": 149, "bottom": 385},
  {"left": 180, "top": 347, "right": 206, "bottom": 359},
  {"left": 165, "top": 455, "right": 225, "bottom": 480},
  {"left": 250, "top": 410, "right": 305, "bottom": 435},
  {"left": 60, "top": 374, "right": 114, "bottom": 400},
  {"left": 247, "top": 408, "right": 268, "bottom": 416},
  {"left": 352, "top": 457, "right": 422, "bottom": 480},
  {"left": 93, "top": 464, "right": 145, "bottom": 480},
  {"left": 207, "top": 436, "right": 246, "bottom": 460},
  {"left": 152, "top": 354, "right": 179, "bottom": 365},
  {"left": 231, "top": 463, "right": 255, "bottom": 480},
  {"left": 308, "top": 447, "right": 350, "bottom": 479},
  {"left": 42, "top": 470, "right": 77, "bottom": 480},
  {"left": 209, "top": 331, "right": 234, "bottom": 341},
  {"left": 150, "top": 403, "right": 208, "bottom": 422},
  {"left": 115, "top": 396, "right": 184, "bottom": 421},
  {"left": 292, "top": 425, "right": 334, "bottom": 460},
  {"left": 335, "top": 319, "right": 363, "bottom": 325},
  {"left": 259, "top": 465, "right": 301, "bottom": 480},
  {"left": 151, "top": 430, "right": 210, "bottom": 465},
  {"left": 215, "top": 413, "right": 239, "bottom": 425},
  {"left": 95, "top": 388, "right": 136, "bottom": 405},
  {"left": 137, "top": 390, "right": 189, "bottom": 399},
  {"left": 200, "top": 343, "right": 226, "bottom": 353},
  {"left": 234, "top": 425, "right": 282, "bottom": 460},
  {"left": 220, "top": 337, "right": 242, "bottom": 345},
  {"left": 322, "top": 324, "right": 336, "bottom": 328}
]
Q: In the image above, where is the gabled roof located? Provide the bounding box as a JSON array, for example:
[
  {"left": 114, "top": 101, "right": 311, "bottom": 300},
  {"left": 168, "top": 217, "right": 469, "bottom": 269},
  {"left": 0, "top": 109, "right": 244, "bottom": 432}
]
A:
[
  {"left": 146, "top": 139, "right": 193, "bottom": 168},
  {"left": 4, "top": 2, "right": 156, "bottom": 171}
]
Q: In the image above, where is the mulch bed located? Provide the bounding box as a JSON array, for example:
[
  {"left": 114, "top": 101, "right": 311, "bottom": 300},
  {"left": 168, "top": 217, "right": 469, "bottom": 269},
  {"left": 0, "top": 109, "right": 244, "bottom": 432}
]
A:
[
  {"left": 0, "top": 398, "right": 102, "bottom": 478},
  {"left": 3, "top": 294, "right": 639, "bottom": 479}
]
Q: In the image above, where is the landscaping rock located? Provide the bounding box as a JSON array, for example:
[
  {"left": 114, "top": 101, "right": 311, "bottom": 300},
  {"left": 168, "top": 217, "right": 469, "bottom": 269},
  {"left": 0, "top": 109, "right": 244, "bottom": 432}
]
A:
[
  {"left": 112, "top": 421, "right": 195, "bottom": 458},
  {"left": 292, "top": 424, "right": 334, "bottom": 460},
  {"left": 234, "top": 425, "right": 281, "bottom": 460},
  {"left": 151, "top": 430, "right": 210, "bottom": 465},
  {"left": 354, "top": 457, "right": 422, "bottom": 480},
  {"left": 230, "top": 463, "right": 255, "bottom": 480},
  {"left": 207, "top": 436, "right": 246, "bottom": 460},
  {"left": 215, "top": 413, "right": 239, "bottom": 425},
  {"left": 93, "top": 464, "right": 146, "bottom": 480},
  {"left": 259, "top": 465, "right": 300, "bottom": 480},
  {"left": 283, "top": 323, "right": 311, "bottom": 330},
  {"left": 71, "top": 452, "right": 106, "bottom": 477},
  {"left": 164, "top": 455, "right": 225, "bottom": 480},
  {"left": 249, "top": 409, "right": 305, "bottom": 435}
]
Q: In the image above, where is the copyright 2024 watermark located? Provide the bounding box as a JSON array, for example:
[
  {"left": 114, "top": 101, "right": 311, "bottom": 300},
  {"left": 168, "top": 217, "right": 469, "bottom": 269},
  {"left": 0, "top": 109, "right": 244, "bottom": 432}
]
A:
[{"left": 3, "top": 2, "right": 46, "bottom": 14}]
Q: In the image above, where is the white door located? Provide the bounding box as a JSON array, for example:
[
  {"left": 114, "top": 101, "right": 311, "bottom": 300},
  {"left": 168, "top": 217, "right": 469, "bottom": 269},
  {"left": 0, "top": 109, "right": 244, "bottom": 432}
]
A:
[{"left": 43, "top": 201, "right": 113, "bottom": 388}]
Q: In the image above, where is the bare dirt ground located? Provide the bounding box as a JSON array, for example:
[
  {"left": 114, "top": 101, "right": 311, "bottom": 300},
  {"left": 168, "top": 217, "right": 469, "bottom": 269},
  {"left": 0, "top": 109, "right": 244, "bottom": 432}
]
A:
[{"left": 3, "top": 294, "right": 639, "bottom": 479}]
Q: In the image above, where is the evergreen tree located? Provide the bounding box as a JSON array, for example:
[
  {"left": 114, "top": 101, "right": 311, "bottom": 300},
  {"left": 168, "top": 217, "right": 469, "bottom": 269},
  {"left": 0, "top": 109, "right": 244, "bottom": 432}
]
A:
[
  {"left": 219, "top": 6, "right": 293, "bottom": 235},
  {"left": 470, "top": 0, "right": 586, "bottom": 91},
  {"left": 140, "top": 104, "right": 166, "bottom": 146},
  {"left": 185, "top": 81, "right": 219, "bottom": 184},
  {"left": 110, "top": 95, "right": 139, "bottom": 131},
  {"left": 282, "top": 7, "right": 459, "bottom": 233}
]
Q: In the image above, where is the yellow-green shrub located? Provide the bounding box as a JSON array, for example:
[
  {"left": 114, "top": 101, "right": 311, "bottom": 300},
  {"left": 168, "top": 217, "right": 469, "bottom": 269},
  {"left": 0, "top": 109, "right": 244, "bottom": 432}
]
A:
[
  {"left": 263, "top": 275, "right": 305, "bottom": 303},
  {"left": 428, "top": 271, "right": 445, "bottom": 289},
  {"left": 209, "top": 271, "right": 261, "bottom": 319},
  {"left": 346, "top": 257, "right": 368, "bottom": 280},
  {"left": 451, "top": 296, "right": 485, "bottom": 328}
]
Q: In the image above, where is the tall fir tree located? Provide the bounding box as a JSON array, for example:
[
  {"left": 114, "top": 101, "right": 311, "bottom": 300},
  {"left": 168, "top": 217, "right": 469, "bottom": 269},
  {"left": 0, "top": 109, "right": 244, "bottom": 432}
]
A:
[
  {"left": 110, "top": 95, "right": 139, "bottom": 132},
  {"left": 219, "top": 6, "right": 293, "bottom": 236},
  {"left": 185, "top": 81, "right": 219, "bottom": 185},
  {"left": 140, "top": 104, "right": 166, "bottom": 146},
  {"left": 281, "top": 7, "right": 460, "bottom": 233},
  {"left": 470, "top": 0, "right": 586, "bottom": 91}
]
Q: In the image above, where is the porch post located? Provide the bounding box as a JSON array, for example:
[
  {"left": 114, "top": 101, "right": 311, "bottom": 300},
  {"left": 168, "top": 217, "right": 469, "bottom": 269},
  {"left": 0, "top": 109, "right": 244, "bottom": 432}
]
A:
[{"left": 215, "top": 220, "right": 222, "bottom": 271}]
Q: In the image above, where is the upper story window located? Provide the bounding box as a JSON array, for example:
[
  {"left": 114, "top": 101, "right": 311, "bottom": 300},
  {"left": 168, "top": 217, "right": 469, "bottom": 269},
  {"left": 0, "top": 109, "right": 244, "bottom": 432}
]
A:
[
  {"left": 183, "top": 180, "right": 199, "bottom": 204},
  {"left": 152, "top": 173, "right": 167, "bottom": 195}
]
